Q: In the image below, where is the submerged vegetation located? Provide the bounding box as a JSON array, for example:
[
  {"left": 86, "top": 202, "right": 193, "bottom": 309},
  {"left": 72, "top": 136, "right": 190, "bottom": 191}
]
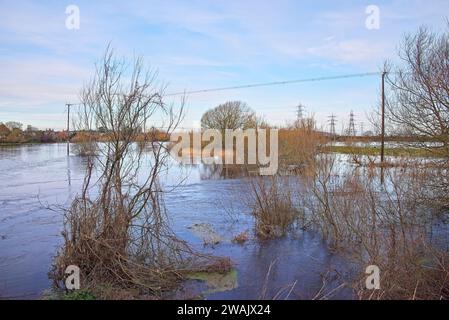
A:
[
  {"left": 243, "top": 132, "right": 449, "bottom": 299},
  {"left": 247, "top": 172, "right": 300, "bottom": 239}
]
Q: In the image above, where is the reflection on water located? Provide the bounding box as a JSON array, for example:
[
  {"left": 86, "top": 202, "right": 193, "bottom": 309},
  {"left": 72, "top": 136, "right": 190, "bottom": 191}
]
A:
[{"left": 0, "top": 143, "right": 354, "bottom": 299}]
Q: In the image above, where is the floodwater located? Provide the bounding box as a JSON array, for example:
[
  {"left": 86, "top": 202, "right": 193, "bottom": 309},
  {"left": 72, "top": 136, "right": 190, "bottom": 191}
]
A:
[{"left": 0, "top": 143, "right": 354, "bottom": 299}]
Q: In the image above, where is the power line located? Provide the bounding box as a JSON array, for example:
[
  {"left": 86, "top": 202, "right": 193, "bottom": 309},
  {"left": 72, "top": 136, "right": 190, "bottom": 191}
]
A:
[
  {"left": 64, "top": 72, "right": 380, "bottom": 106},
  {"left": 62, "top": 71, "right": 381, "bottom": 133},
  {"left": 165, "top": 72, "right": 381, "bottom": 96}
]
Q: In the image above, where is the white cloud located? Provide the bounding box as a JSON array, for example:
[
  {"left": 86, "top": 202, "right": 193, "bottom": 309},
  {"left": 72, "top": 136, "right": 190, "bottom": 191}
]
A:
[
  {"left": 0, "top": 58, "right": 90, "bottom": 106},
  {"left": 307, "top": 38, "right": 391, "bottom": 65}
]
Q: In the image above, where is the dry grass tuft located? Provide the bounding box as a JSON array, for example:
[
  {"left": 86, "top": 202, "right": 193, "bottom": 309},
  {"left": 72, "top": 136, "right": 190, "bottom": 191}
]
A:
[
  {"left": 248, "top": 176, "right": 300, "bottom": 238},
  {"left": 232, "top": 231, "right": 249, "bottom": 244}
]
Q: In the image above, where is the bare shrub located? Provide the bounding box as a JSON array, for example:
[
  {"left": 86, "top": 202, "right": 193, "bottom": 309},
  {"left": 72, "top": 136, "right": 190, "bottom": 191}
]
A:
[
  {"left": 71, "top": 131, "right": 97, "bottom": 156},
  {"left": 232, "top": 230, "right": 249, "bottom": 244},
  {"left": 385, "top": 24, "right": 449, "bottom": 157},
  {"left": 355, "top": 241, "right": 449, "bottom": 300},
  {"left": 244, "top": 118, "right": 326, "bottom": 239},
  {"left": 278, "top": 116, "right": 327, "bottom": 174},
  {"left": 247, "top": 175, "right": 300, "bottom": 238},
  {"left": 300, "top": 151, "right": 449, "bottom": 299},
  {"left": 380, "top": 23, "right": 449, "bottom": 207},
  {"left": 50, "top": 47, "right": 214, "bottom": 298}
]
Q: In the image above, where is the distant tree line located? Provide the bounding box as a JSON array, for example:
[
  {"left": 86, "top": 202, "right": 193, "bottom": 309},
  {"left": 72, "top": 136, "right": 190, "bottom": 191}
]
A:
[{"left": 0, "top": 121, "right": 68, "bottom": 144}]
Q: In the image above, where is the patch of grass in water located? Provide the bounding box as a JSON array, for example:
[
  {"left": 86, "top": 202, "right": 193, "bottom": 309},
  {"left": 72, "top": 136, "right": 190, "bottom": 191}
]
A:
[
  {"left": 63, "top": 290, "right": 96, "bottom": 300},
  {"left": 42, "top": 288, "right": 96, "bottom": 300},
  {"left": 327, "top": 145, "right": 445, "bottom": 158},
  {"left": 188, "top": 223, "right": 222, "bottom": 246},
  {"left": 187, "top": 269, "right": 238, "bottom": 294}
]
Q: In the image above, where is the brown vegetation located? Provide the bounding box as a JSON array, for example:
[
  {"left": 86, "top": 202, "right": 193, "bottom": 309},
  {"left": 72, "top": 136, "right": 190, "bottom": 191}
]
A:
[
  {"left": 247, "top": 175, "right": 300, "bottom": 238},
  {"left": 0, "top": 121, "right": 68, "bottom": 144},
  {"left": 232, "top": 230, "right": 249, "bottom": 244},
  {"left": 50, "top": 47, "right": 221, "bottom": 299},
  {"left": 246, "top": 116, "right": 449, "bottom": 298},
  {"left": 278, "top": 117, "right": 327, "bottom": 172}
]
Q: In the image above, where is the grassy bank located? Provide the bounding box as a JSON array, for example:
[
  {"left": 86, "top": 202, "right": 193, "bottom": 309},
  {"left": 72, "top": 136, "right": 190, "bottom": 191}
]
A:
[{"left": 327, "top": 145, "right": 446, "bottom": 158}]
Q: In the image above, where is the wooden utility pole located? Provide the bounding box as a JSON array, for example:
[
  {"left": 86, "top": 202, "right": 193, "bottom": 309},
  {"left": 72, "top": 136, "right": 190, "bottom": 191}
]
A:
[
  {"left": 380, "top": 71, "right": 387, "bottom": 184},
  {"left": 66, "top": 103, "right": 71, "bottom": 156},
  {"left": 380, "top": 72, "right": 386, "bottom": 164}
]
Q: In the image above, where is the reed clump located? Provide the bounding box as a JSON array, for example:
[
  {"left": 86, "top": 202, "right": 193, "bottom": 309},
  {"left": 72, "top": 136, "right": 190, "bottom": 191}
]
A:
[
  {"left": 248, "top": 176, "right": 300, "bottom": 238},
  {"left": 71, "top": 132, "right": 97, "bottom": 156},
  {"left": 278, "top": 117, "right": 327, "bottom": 173}
]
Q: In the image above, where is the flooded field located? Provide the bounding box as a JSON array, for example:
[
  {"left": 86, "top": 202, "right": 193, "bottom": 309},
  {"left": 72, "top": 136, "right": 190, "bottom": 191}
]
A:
[{"left": 0, "top": 143, "right": 356, "bottom": 299}]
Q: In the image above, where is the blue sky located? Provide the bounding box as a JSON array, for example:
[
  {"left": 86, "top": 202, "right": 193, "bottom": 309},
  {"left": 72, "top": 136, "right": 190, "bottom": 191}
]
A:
[{"left": 0, "top": 0, "right": 448, "bottom": 131}]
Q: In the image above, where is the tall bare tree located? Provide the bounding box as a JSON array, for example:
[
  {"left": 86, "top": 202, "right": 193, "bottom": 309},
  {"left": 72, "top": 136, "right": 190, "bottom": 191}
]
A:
[
  {"left": 384, "top": 23, "right": 449, "bottom": 207},
  {"left": 51, "top": 47, "right": 194, "bottom": 296},
  {"left": 201, "top": 101, "right": 256, "bottom": 131},
  {"left": 385, "top": 23, "right": 449, "bottom": 157}
]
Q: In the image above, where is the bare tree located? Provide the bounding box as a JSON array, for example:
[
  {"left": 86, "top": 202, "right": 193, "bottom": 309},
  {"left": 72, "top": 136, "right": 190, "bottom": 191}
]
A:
[
  {"left": 385, "top": 23, "right": 449, "bottom": 157},
  {"left": 5, "top": 121, "right": 23, "bottom": 131},
  {"left": 201, "top": 101, "right": 257, "bottom": 131},
  {"left": 50, "top": 47, "right": 199, "bottom": 297}
]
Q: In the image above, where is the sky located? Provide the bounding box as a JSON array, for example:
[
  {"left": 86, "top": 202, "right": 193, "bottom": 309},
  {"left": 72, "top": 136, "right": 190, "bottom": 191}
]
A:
[{"left": 0, "top": 0, "right": 448, "bottom": 131}]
